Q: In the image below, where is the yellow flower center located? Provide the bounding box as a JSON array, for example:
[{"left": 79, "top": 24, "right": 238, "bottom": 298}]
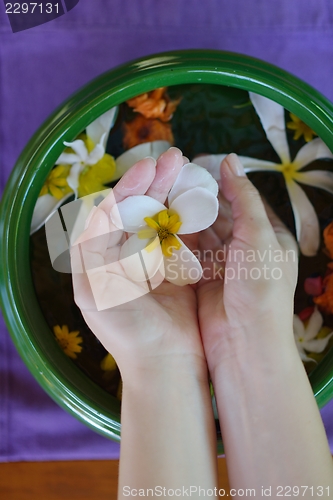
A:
[
  {"left": 140, "top": 209, "right": 182, "bottom": 257},
  {"left": 280, "top": 162, "right": 298, "bottom": 183}
]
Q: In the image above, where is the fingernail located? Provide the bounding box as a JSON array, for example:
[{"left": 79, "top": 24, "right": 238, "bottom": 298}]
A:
[
  {"left": 144, "top": 156, "right": 157, "bottom": 165},
  {"left": 84, "top": 206, "right": 97, "bottom": 230},
  {"left": 226, "top": 153, "right": 246, "bottom": 177}
]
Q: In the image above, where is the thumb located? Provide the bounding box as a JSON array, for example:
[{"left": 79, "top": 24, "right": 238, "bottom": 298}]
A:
[{"left": 220, "top": 154, "right": 274, "bottom": 245}]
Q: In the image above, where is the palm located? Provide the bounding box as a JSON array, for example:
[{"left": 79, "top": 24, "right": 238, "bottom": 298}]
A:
[
  {"left": 197, "top": 182, "right": 298, "bottom": 363},
  {"left": 71, "top": 150, "right": 205, "bottom": 368}
]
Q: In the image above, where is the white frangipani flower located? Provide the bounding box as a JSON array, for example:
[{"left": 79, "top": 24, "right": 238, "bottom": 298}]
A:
[
  {"left": 115, "top": 140, "right": 171, "bottom": 175},
  {"left": 293, "top": 307, "right": 333, "bottom": 363},
  {"left": 56, "top": 107, "right": 118, "bottom": 194},
  {"left": 110, "top": 163, "right": 219, "bottom": 286},
  {"left": 31, "top": 108, "right": 119, "bottom": 235},
  {"left": 194, "top": 93, "right": 333, "bottom": 256}
]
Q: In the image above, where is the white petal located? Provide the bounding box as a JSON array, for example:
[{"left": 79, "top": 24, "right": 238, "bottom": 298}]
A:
[
  {"left": 30, "top": 194, "right": 67, "bottom": 234},
  {"left": 169, "top": 187, "right": 218, "bottom": 234},
  {"left": 63, "top": 139, "right": 88, "bottom": 162},
  {"left": 86, "top": 137, "right": 105, "bottom": 165},
  {"left": 249, "top": 92, "right": 290, "bottom": 163},
  {"left": 295, "top": 169, "right": 333, "bottom": 195},
  {"left": 67, "top": 163, "right": 85, "bottom": 195},
  {"left": 286, "top": 180, "right": 320, "bottom": 256},
  {"left": 293, "top": 314, "right": 305, "bottom": 340},
  {"left": 304, "top": 307, "right": 323, "bottom": 341},
  {"left": 193, "top": 154, "right": 279, "bottom": 179},
  {"left": 293, "top": 138, "right": 333, "bottom": 170},
  {"left": 110, "top": 195, "right": 165, "bottom": 232},
  {"left": 192, "top": 154, "right": 227, "bottom": 180},
  {"left": 115, "top": 141, "right": 171, "bottom": 178},
  {"left": 55, "top": 152, "right": 81, "bottom": 165},
  {"left": 297, "top": 344, "right": 317, "bottom": 363},
  {"left": 86, "top": 107, "right": 118, "bottom": 148},
  {"left": 163, "top": 235, "right": 203, "bottom": 285},
  {"left": 168, "top": 162, "right": 218, "bottom": 205},
  {"left": 304, "top": 332, "right": 333, "bottom": 353},
  {"left": 120, "top": 234, "right": 163, "bottom": 282}
]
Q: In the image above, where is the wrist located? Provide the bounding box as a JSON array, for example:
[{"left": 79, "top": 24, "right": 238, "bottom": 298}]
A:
[
  {"left": 210, "top": 333, "right": 304, "bottom": 402},
  {"left": 119, "top": 352, "right": 210, "bottom": 389},
  {"left": 205, "top": 313, "right": 296, "bottom": 375}
]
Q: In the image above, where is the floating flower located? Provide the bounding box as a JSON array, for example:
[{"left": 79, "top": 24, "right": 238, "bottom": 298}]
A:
[
  {"left": 31, "top": 108, "right": 119, "bottom": 235},
  {"left": 123, "top": 114, "right": 174, "bottom": 149},
  {"left": 194, "top": 93, "right": 333, "bottom": 256},
  {"left": 53, "top": 325, "right": 83, "bottom": 359},
  {"left": 287, "top": 112, "right": 317, "bottom": 142},
  {"left": 304, "top": 276, "right": 323, "bottom": 297},
  {"left": 127, "top": 87, "right": 181, "bottom": 122},
  {"left": 293, "top": 308, "right": 333, "bottom": 363},
  {"left": 115, "top": 141, "right": 171, "bottom": 174},
  {"left": 56, "top": 107, "right": 118, "bottom": 195},
  {"left": 39, "top": 165, "right": 72, "bottom": 200},
  {"left": 323, "top": 221, "right": 333, "bottom": 259},
  {"left": 77, "top": 150, "right": 116, "bottom": 198},
  {"left": 110, "top": 163, "right": 219, "bottom": 286},
  {"left": 314, "top": 266, "right": 333, "bottom": 314},
  {"left": 100, "top": 353, "right": 117, "bottom": 372},
  {"left": 298, "top": 306, "right": 315, "bottom": 322}
]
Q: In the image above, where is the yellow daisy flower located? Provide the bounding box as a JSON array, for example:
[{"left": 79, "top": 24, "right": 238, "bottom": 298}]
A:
[
  {"left": 287, "top": 112, "right": 317, "bottom": 142},
  {"left": 100, "top": 353, "right": 117, "bottom": 372},
  {"left": 53, "top": 325, "right": 83, "bottom": 359},
  {"left": 39, "top": 165, "right": 71, "bottom": 200}
]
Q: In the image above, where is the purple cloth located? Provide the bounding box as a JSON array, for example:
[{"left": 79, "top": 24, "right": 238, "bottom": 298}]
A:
[{"left": 1, "top": 0, "right": 333, "bottom": 461}]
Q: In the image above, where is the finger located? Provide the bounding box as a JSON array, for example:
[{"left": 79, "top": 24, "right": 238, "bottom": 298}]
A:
[
  {"left": 261, "top": 197, "right": 298, "bottom": 253},
  {"left": 145, "top": 147, "right": 184, "bottom": 203},
  {"left": 98, "top": 156, "right": 157, "bottom": 248},
  {"left": 220, "top": 154, "right": 275, "bottom": 244},
  {"left": 71, "top": 208, "right": 110, "bottom": 310},
  {"left": 98, "top": 157, "right": 157, "bottom": 216},
  {"left": 198, "top": 227, "right": 222, "bottom": 253},
  {"left": 210, "top": 193, "right": 233, "bottom": 243}
]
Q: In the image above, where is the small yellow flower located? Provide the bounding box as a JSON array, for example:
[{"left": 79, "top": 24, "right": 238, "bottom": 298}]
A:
[
  {"left": 39, "top": 165, "right": 71, "bottom": 199},
  {"left": 53, "top": 325, "right": 83, "bottom": 359},
  {"left": 287, "top": 113, "right": 317, "bottom": 142},
  {"left": 100, "top": 353, "right": 117, "bottom": 371},
  {"left": 140, "top": 209, "right": 182, "bottom": 257}
]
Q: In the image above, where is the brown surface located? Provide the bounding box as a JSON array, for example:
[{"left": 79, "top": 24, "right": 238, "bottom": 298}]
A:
[{"left": 0, "top": 458, "right": 230, "bottom": 499}]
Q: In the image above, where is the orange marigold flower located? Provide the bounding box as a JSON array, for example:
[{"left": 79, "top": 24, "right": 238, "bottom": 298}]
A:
[
  {"left": 127, "top": 87, "right": 181, "bottom": 122},
  {"left": 123, "top": 115, "right": 174, "bottom": 149},
  {"left": 323, "top": 221, "right": 333, "bottom": 259},
  {"left": 314, "top": 270, "right": 333, "bottom": 314}
]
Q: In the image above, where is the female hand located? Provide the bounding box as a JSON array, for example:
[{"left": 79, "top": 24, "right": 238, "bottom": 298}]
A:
[
  {"left": 197, "top": 153, "right": 299, "bottom": 371},
  {"left": 70, "top": 147, "right": 207, "bottom": 381}
]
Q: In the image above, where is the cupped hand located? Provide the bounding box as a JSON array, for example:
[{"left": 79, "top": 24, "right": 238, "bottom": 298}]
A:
[
  {"left": 71, "top": 148, "right": 206, "bottom": 380},
  {"left": 197, "top": 153, "right": 299, "bottom": 370}
]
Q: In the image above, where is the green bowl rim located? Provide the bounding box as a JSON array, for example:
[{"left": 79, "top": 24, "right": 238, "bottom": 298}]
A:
[{"left": 1, "top": 49, "right": 333, "bottom": 447}]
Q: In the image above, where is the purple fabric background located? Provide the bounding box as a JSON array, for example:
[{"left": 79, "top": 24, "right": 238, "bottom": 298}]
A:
[{"left": 1, "top": 0, "right": 333, "bottom": 461}]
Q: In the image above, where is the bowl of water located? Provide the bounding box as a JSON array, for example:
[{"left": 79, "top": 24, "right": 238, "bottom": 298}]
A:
[{"left": 1, "top": 50, "right": 333, "bottom": 452}]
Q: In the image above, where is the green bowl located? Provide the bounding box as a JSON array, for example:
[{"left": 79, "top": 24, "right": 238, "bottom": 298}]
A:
[{"left": 1, "top": 49, "right": 333, "bottom": 453}]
